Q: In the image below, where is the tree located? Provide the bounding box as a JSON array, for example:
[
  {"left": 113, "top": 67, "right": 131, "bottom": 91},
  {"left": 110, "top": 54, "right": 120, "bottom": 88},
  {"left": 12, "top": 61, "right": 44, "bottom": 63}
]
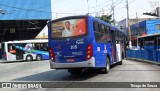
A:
[{"left": 96, "top": 15, "right": 113, "bottom": 24}]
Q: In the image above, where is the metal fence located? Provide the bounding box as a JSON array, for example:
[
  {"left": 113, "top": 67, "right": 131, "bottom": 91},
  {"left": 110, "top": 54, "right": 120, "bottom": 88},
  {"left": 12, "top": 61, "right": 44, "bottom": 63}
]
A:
[{"left": 126, "top": 50, "right": 160, "bottom": 63}]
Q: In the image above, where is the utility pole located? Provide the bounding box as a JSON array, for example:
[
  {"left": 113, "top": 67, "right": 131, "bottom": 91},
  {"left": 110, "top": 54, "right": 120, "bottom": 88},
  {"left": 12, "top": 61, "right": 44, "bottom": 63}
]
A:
[
  {"left": 102, "top": 8, "right": 105, "bottom": 15},
  {"left": 112, "top": 0, "right": 115, "bottom": 26},
  {"left": 126, "top": 0, "right": 132, "bottom": 47},
  {"left": 136, "top": 12, "right": 139, "bottom": 35},
  {"left": 56, "top": 13, "right": 58, "bottom": 18},
  {"left": 87, "top": 0, "right": 89, "bottom": 14}
]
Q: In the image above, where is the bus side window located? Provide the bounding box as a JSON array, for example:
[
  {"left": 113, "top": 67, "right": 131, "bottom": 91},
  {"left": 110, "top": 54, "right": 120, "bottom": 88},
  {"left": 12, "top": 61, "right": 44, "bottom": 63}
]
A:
[
  {"left": 8, "top": 44, "right": 16, "bottom": 54},
  {"left": 93, "top": 21, "right": 101, "bottom": 42},
  {"left": 46, "top": 43, "right": 49, "bottom": 51},
  {"left": 116, "top": 31, "right": 121, "bottom": 44},
  {"left": 40, "top": 43, "right": 44, "bottom": 50},
  {"left": 35, "top": 43, "right": 41, "bottom": 50},
  {"left": 106, "top": 26, "right": 111, "bottom": 42},
  {"left": 99, "top": 25, "right": 107, "bottom": 42},
  {"left": 43, "top": 43, "right": 48, "bottom": 51}
]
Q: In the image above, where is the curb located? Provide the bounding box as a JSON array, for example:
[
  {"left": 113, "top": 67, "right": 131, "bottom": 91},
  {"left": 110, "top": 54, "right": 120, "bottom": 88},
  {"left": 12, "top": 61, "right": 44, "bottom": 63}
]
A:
[
  {"left": 126, "top": 58, "right": 160, "bottom": 66},
  {"left": 0, "top": 60, "right": 25, "bottom": 63}
]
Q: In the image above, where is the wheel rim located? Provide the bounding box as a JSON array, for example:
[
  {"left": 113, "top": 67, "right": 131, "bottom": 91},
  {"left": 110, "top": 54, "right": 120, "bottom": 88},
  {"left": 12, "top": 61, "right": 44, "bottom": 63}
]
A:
[
  {"left": 106, "top": 58, "right": 110, "bottom": 71},
  {"left": 27, "top": 56, "right": 31, "bottom": 60},
  {"left": 37, "top": 56, "right": 41, "bottom": 60}
]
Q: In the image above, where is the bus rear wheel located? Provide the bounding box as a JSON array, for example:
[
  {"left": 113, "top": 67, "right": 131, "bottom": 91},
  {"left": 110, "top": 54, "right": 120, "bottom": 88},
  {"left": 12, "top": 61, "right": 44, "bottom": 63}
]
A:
[
  {"left": 26, "top": 55, "right": 33, "bottom": 61},
  {"left": 103, "top": 57, "right": 110, "bottom": 73},
  {"left": 118, "top": 61, "right": 122, "bottom": 65},
  {"left": 36, "top": 55, "right": 42, "bottom": 61}
]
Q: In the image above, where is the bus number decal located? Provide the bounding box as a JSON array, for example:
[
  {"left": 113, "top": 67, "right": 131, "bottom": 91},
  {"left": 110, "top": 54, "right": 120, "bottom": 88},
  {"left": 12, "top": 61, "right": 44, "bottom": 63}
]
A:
[{"left": 70, "top": 45, "right": 77, "bottom": 49}]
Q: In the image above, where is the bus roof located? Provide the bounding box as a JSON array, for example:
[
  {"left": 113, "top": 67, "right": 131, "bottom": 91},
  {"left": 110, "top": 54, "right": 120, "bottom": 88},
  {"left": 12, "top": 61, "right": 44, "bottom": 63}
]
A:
[
  {"left": 88, "top": 15, "right": 118, "bottom": 31},
  {"left": 138, "top": 33, "right": 160, "bottom": 39},
  {"left": 3, "top": 39, "right": 48, "bottom": 44}
]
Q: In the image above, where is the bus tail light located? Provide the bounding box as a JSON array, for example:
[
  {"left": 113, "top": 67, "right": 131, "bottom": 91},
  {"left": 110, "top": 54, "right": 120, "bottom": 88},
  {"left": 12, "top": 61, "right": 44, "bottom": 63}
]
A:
[
  {"left": 49, "top": 48, "right": 56, "bottom": 62},
  {"left": 86, "top": 44, "right": 92, "bottom": 61}
]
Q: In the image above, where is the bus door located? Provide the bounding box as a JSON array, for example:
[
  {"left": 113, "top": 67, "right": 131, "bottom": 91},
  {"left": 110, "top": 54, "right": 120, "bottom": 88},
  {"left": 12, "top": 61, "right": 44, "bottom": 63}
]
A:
[
  {"left": 7, "top": 44, "right": 17, "bottom": 60},
  {"left": 116, "top": 40, "right": 122, "bottom": 62},
  {"left": 15, "top": 44, "right": 24, "bottom": 60},
  {"left": 116, "top": 31, "right": 123, "bottom": 62},
  {"left": 8, "top": 43, "right": 24, "bottom": 60},
  {"left": 110, "top": 30, "right": 117, "bottom": 63}
]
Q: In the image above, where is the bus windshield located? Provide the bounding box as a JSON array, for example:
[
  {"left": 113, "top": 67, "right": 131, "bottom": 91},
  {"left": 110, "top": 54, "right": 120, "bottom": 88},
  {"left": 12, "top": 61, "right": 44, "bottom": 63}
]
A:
[{"left": 51, "top": 18, "right": 86, "bottom": 38}]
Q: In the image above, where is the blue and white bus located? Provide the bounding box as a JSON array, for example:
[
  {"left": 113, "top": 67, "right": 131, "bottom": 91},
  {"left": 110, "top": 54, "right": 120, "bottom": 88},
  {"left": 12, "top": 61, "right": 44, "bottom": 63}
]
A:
[
  {"left": 126, "top": 34, "right": 160, "bottom": 63},
  {"left": 48, "top": 15, "right": 126, "bottom": 74},
  {"left": 2, "top": 39, "right": 49, "bottom": 61}
]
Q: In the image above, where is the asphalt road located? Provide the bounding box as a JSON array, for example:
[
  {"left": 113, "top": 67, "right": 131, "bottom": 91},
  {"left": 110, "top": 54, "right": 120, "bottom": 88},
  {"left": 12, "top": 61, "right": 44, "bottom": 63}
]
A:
[{"left": 0, "top": 59, "right": 160, "bottom": 91}]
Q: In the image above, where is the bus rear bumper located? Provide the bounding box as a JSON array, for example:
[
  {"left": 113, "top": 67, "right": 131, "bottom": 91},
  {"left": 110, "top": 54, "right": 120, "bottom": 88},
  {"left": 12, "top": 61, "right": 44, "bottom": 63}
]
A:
[{"left": 50, "top": 57, "right": 95, "bottom": 69}]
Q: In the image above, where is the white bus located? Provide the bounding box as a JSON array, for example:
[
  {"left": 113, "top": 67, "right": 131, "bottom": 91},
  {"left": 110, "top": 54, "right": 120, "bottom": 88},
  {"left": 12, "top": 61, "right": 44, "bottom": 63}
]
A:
[{"left": 2, "top": 39, "right": 49, "bottom": 61}]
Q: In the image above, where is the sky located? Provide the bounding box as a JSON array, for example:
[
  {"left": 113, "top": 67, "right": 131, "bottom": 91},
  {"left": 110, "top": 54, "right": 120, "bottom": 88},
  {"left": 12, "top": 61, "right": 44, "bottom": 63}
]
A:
[
  {"left": 39, "top": 0, "right": 160, "bottom": 35},
  {"left": 51, "top": 0, "right": 160, "bottom": 21}
]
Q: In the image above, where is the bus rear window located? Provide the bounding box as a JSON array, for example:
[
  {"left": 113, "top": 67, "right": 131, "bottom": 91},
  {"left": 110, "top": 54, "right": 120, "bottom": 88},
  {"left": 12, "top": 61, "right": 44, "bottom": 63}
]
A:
[{"left": 51, "top": 18, "right": 86, "bottom": 38}]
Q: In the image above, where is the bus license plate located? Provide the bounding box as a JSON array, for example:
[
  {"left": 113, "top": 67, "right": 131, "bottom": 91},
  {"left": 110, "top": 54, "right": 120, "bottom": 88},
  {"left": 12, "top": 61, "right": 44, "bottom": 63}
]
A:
[{"left": 67, "top": 59, "right": 74, "bottom": 62}]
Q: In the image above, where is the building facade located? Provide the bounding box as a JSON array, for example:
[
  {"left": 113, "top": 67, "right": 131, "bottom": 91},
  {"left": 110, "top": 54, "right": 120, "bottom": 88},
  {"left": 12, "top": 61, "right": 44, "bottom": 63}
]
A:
[
  {"left": 130, "top": 20, "right": 160, "bottom": 46},
  {"left": 0, "top": 0, "right": 51, "bottom": 42},
  {"left": 117, "top": 14, "right": 159, "bottom": 35}
]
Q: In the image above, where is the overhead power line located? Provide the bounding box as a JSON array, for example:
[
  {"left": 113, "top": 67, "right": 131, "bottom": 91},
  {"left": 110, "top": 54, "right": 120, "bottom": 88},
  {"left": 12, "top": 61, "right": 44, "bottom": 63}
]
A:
[
  {"left": 112, "top": 0, "right": 115, "bottom": 26},
  {"left": 0, "top": 3, "right": 84, "bottom": 15},
  {"left": 110, "top": 0, "right": 135, "bottom": 15},
  {"left": 114, "top": 0, "right": 124, "bottom": 6},
  {"left": 63, "top": 0, "right": 113, "bottom": 13},
  {"left": 0, "top": 0, "right": 136, "bottom": 17}
]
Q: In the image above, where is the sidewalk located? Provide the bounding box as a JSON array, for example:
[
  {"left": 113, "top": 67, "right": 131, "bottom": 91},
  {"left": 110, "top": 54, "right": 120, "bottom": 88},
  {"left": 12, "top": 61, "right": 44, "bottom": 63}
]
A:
[
  {"left": 0, "top": 59, "right": 24, "bottom": 63},
  {"left": 0, "top": 59, "right": 48, "bottom": 63},
  {"left": 0, "top": 59, "right": 6, "bottom": 63}
]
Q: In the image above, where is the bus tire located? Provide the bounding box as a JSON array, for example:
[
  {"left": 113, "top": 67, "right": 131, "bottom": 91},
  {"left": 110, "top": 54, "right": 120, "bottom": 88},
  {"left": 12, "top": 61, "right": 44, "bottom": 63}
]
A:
[
  {"left": 118, "top": 61, "right": 122, "bottom": 65},
  {"left": 36, "top": 55, "right": 42, "bottom": 61},
  {"left": 26, "top": 55, "right": 33, "bottom": 61},
  {"left": 103, "top": 57, "right": 110, "bottom": 74}
]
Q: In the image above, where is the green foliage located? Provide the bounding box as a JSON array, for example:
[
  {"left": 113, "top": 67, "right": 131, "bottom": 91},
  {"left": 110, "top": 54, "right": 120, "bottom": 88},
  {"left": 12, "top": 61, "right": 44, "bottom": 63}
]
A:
[{"left": 96, "top": 15, "right": 113, "bottom": 24}]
